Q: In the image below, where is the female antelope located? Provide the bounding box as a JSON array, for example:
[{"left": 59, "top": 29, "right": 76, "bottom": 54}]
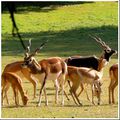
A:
[
  {"left": 109, "top": 63, "right": 118, "bottom": 104},
  {"left": 3, "top": 61, "right": 37, "bottom": 99},
  {"left": 66, "top": 56, "right": 108, "bottom": 105},
  {"left": 2, "top": 72, "right": 29, "bottom": 106}
]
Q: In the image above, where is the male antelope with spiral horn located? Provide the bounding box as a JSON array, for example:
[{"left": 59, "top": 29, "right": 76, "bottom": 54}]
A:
[
  {"left": 65, "top": 35, "right": 117, "bottom": 105},
  {"left": 21, "top": 40, "right": 67, "bottom": 106}
]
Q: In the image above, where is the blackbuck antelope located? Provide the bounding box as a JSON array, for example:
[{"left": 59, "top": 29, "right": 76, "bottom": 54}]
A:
[
  {"left": 21, "top": 41, "right": 67, "bottom": 106},
  {"left": 65, "top": 35, "right": 117, "bottom": 100},
  {"left": 2, "top": 72, "right": 29, "bottom": 106},
  {"left": 65, "top": 35, "right": 117, "bottom": 70},
  {"left": 109, "top": 63, "right": 118, "bottom": 104},
  {"left": 66, "top": 56, "right": 108, "bottom": 105}
]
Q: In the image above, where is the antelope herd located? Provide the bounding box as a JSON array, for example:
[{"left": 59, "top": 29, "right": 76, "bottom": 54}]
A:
[{"left": 1, "top": 35, "right": 118, "bottom": 107}]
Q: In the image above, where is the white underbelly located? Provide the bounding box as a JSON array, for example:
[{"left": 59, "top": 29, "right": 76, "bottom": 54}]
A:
[{"left": 31, "top": 71, "right": 62, "bottom": 83}]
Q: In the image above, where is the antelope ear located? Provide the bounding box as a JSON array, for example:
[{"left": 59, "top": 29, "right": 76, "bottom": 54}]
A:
[
  {"left": 34, "top": 48, "right": 40, "bottom": 55},
  {"left": 24, "top": 52, "right": 29, "bottom": 58}
]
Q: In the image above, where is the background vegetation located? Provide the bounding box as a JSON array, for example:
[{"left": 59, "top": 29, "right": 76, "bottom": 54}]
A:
[{"left": 1, "top": 1, "right": 118, "bottom": 118}]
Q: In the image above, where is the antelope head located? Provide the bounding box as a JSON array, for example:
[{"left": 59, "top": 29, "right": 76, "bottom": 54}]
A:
[
  {"left": 23, "top": 94, "right": 29, "bottom": 106},
  {"left": 22, "top": 39, "right": 48, "bottom": 73},
  {"left": 89, "top": 35, "right": 117, "bottom": 62},
  {"left": 23, "top": 90, "right": 29, "bottom": 106},
  {"left": 92, "top": 80, "right": 102, "bottom": 105}
]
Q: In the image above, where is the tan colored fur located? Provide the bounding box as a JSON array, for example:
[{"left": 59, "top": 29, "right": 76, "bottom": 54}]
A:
[
  {"left": 66, "top": 58, "right": 106, "bottom": 105},
  {"left": 2, "top": 72, "right": 29, "bottom": 106},
  {"left": 3, "top": 61, "right": 37, "bottom": 98},
  {"left": 109, "top": 63, "right": 118, "bottom": 104},
  {"left": 23, "top": 57, "right": 67, "bottom": 106}
]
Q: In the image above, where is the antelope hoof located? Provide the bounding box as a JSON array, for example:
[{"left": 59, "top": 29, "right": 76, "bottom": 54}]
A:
[
  {"left": 37, "top": 103, "right": 41, "bottom": 107},
  {"left": 61, "top": 102, "right": 64, "bottom": 106},
  {"left": 33, "top": 96, "right": 37, "bottom": 100},
  {"left": 67, "top": 97, "right": 70, "bottom": 101},
  {"left": 112, "top": 101, "right": 115, "bottom": 104},
  {"left": 79, "top": 103, "right": 83, "bottom": 106},
  {"left": 109, "top": 101, "right": 111, "bottom": 104},
  {"left": 16, "top": 105, "right": 19, "bottom": 107},
  {"left": 92, "top": 102, "right": 95, "bottom": 105},
  {"left": 1, "top": 104, "right": 3, "bottom": 106},
  {"left": 45, "top": 101, "right": 48, "bottom": 106},
  {"left": 55, "top": 100, "right": 58, "bottom": 105},
  {"left": 98, "top": 102, "right": 100, "bottom": 105},
  {"left": 61, "top": 103, "right": 64, "bottom": 106}
]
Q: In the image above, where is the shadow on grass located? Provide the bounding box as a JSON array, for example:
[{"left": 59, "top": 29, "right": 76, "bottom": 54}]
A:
[
  {"left": 2, "top": 1, "right": 94, "bottom": 13},
  {"left": 63, "top": 103, "right": 118, "bottom": 107},
  {"left": 36, "top": 87, "right": 55, "bottom": 91},
  {"left": 2, "top": 25, "right": 118, "bottom": 59},
  {"left": 2, "top": 105, "right": 32, "bottom": 108},
  {"left": 100, "top": 103, "right": 118, "bottom": 106},
  {"left": 30, "top": 100, "right": 53, "bottom": 104},
  {"left": 2, "top": 102, "right": 118, "bottom": 109},
  {"left": 2, "top": 104, "right": 38, "bottom": 108}
]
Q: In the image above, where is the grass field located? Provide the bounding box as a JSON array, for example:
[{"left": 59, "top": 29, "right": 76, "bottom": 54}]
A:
[{"left": 1, "top": 2, "right": 118, "bottom": 118}]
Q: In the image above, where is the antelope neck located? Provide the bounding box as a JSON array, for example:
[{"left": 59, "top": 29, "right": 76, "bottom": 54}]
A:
[{"left": 97, "top": 58, "right": 107, "bottom": 72}]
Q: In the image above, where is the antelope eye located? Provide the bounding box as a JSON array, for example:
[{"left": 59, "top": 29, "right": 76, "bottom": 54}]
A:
[
  {"left": 106, "top": 49, "right": 111, "bottom": 53},
  {"left": 29, "top": 59, "right": 32, "bottom": 62}
]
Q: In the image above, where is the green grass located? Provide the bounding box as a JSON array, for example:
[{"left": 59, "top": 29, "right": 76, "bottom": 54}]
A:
[{"left": 1, "top": 2, "right": 118, "bottom": 118}]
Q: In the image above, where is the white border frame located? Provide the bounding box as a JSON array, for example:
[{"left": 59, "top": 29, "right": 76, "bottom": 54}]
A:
[{"left": 0, "top": 0, "right": 119, "bottom": 120}]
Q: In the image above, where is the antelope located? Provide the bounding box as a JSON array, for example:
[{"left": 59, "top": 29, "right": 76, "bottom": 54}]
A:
[
  {"left": 66, "top": 55, "right": 107, "bottom": 105},
  {"left": 2, "top": 39, "right": 39, "bottom": 99},
  {"left": 65, "top": 35, "right": 117, "bottom": 70},
  {"left": 2, "top": 72, "right": 29, "bottom": 106},
  {"left": 65, "top": 55, "right": 99, "bottom": 70},
  {"left": 109, "top": 63, "right": 118, "bottom": 104},
  {"left": 3, "top": 61, "right": 37, "bottom": 99},
  {"left": 21, "top": 41, "right": 67, "bottom": 106},
  {"left": 2, "top": 41, "right": 70, "bottom": 101},
  {"left": 65, "top": 35, "right": 117, "bottom": 100}
]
